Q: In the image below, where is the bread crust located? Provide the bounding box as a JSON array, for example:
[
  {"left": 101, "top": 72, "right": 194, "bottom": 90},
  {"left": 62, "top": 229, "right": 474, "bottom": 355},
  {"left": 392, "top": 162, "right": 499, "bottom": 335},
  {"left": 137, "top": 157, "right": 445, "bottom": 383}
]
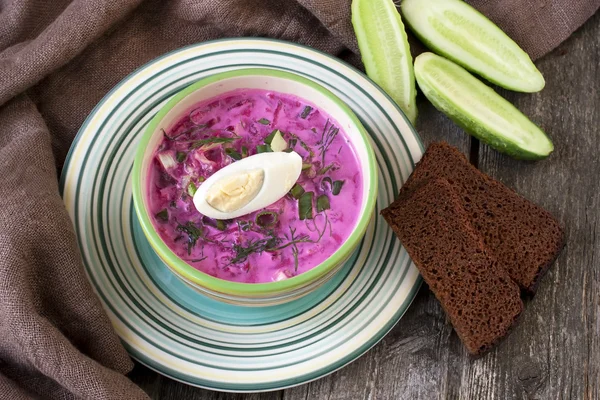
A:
[
  {"left": 382, "top": 178, "right": 524, "bottom": 355},
  {"left": 399, "top": 142, "right": 564, "bottom": 294}
]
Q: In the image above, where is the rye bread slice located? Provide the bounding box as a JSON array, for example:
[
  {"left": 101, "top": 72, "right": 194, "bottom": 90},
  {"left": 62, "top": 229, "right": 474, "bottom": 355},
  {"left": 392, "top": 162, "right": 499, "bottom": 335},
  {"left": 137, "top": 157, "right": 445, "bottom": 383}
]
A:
[
  {"left": 400, "top": 142, "right": 564, "bottom": 294},
  {"left": 382, "top": 179, "right": 523, "bottom": 355}
]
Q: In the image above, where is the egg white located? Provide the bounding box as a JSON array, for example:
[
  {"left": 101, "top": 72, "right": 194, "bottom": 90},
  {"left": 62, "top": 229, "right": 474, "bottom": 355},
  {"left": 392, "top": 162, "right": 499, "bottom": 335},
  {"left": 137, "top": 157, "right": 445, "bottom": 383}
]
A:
[{"left": 193, "top": 151, "right": 302, "bottom": 219}]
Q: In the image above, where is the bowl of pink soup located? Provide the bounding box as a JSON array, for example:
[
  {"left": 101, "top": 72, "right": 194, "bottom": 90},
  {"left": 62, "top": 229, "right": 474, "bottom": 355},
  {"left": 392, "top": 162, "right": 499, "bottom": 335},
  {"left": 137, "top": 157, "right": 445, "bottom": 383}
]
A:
[{"left": 132, "top": 68, "right": 377, "bottom": 306}]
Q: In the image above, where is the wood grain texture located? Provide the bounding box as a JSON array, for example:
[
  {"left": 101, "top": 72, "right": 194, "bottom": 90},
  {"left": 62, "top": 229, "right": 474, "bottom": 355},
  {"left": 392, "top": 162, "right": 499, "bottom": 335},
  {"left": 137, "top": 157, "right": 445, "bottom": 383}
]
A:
[{"left": 128, "top": 12, "right": 600, "bottom": 400}]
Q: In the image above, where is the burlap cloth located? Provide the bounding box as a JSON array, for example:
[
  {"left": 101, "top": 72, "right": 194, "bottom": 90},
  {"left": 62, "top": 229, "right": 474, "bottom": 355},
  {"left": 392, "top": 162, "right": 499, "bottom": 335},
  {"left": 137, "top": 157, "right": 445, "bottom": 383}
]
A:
[{"left": 0, "top": 1, "right": 597, "bottom": 399}]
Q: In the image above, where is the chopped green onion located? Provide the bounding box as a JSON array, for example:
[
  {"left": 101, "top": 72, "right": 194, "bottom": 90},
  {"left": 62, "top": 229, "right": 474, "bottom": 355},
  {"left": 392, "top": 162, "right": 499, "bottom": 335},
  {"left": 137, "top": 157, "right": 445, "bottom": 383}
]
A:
[
  {"left": 264, "top": 130, "right": 278, "bottom": 144},
  {"left": 241, "top": 146, "right": 248, "bottom": 158},
  {"left": 256, "top": 211, "right": 279, "bottom": 228},
  {"left": 155, "top": 209, "right": 169, "bottom": 223},
  {"left": 317, "top": 195, "right": 331, "bottom": 212},
  {"left": 225, "top": 148, "right": 242, "bottom": 160},
  {"left": 302, "top": 163, "right": 312, "bottom": 171},
  {"left": 256, "top": 144, "right": 273, "bottom": 153},
  {"left": 270, "top": 131, "right": 288, "bottom": 152},
  {"left": 157, "top": 152, "right": 177, "bottom": 170},
  {"left": 258, "top": 118, "right": 270, "bottom": 125},
  {"left": 216, "top": 220, "right": 227, "bottom": 231},
  {"left": 190, "top": 136, "right": 239, "bottom": 149},
  {"left": 290, "top": 184, "right": 305, "bottom": 199},
  {"left": 321, "top": 177, "right": 333, "bottom": 191},
  {"left": 202, "top": 216, "right": 227, "bottom": 231},
  {"left": 283, "top": 148, "right": 294, "bottom": 153},
  {"left": 198, "top": 176, "right": 206, "bottom": 182},
  {"left": 187, "top": 182, "right": 197, "bottom": 197},
  {"left": 299, "top": 140, "right": 314, "bottom": 157},
  {"left": 300, "top": 106, "right": 313, "bottom": 119},
  {"left": 289, "top": 138, "right": 298, "bottom": 148},
  {"left": 237, "top": 220, "right": 253, "bottom": 232},
  {"left": 176, "top": 151, "right": 187, "bottom": 163},
  {"left": 318, "top": 164, "right": 333, "bottom": 175},
  {"left": 332, "top": 180, "right": 345, "bottom": 195},
  {"left": 299, "top": 192, "right": 314, "bottom": 220}
]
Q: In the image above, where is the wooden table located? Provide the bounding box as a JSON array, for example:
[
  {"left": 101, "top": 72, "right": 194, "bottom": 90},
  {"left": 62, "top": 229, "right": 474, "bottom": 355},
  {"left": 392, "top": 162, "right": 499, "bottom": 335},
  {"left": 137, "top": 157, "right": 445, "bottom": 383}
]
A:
[{"left": 129, "top": 12, "right": 600, "bottom": 400}]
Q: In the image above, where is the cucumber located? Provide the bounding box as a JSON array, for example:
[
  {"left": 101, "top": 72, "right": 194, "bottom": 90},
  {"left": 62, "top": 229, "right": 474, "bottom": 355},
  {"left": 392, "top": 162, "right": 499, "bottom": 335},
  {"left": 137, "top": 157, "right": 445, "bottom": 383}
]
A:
[
  {"left": 351, "top": 0, "right": 417, "bottom": 124},
  {"left": 414, "top": 53, "right": 553, "bottom": 160},
  {"left": 401, "top": 0, "right": 545, "bottom": 93}
]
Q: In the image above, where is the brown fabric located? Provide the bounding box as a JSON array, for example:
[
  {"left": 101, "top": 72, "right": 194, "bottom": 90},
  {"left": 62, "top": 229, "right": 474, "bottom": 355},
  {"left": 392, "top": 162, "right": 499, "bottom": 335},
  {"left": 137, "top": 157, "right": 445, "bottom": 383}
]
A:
[{"left": 0, "top": 0, "right": 596, "bottom": 399}]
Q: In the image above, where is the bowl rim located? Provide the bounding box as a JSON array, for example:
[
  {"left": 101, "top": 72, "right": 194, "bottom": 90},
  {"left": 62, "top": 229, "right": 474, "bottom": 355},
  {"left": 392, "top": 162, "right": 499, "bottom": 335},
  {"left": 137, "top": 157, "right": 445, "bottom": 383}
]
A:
[{"left": 131, "top": 67, "right": 378, "bottom": 297}]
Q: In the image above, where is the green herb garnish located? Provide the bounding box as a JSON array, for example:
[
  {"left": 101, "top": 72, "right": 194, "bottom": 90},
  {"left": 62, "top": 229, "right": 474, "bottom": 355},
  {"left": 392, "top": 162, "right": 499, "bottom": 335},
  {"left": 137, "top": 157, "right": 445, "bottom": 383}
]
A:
[
  {"left": 289, "top": 138, "right": 298, "bottom": 148},
  {"left": 317, "top": 195, "right": 331, "bottom": 212},
  {"left": 318, "top": 119, "right": 340, "bottom": 165},
  {"left": 299, "top": 191, "right": 314, "bottom": 220},
  {"left": 317, "top": 164, "right": 333, "bottom": 175},
  {"left": 237, "top": 220, "right": 253, "bottom": 232},
  {"left": 332, "top": 180, "right": 345, "bottom": 195},
  {"left": 321, "top": 177, "right": 333, "bottom": 192},
  {"left": 302, "top": 163, "right": 312, "bottom": 171},
  {"left": 300, "top": 106, "right": 312, "bottom": 119},
  {"left": 190, "top": 136, "right": 239, "bottom": 149},
  {"left": 256, "top": 144, "right": 273, "bottom": 153},
  {"left": 290, "top": 134, "right": 314, "bottom": 157},
  {"left": 229, "top": 235, "right": 282, "bottom": 265},
  {"left": 225, "top": 148, "right": 242, "bottom": 160},
  {"left": 176, "top": 151, "right": 187, "bottom": 163},
  {"left": 290, "top": 184, "right": 305, "bottom": 199},
  {"left": 258, "top": 118, "right": 270, "bottom": 125},
  {"left": 300, "top": 140, "right": 314, "bottom": 157},
  {"left": 216, "top": 220, "right": 228, "bottom": 231},
  {"left": 241, "top": 146, "right": 248, "bottom": 158},
  {"left": 270, "top": 131, "right": 288, "bottom": 152},
  {"left": 155, "top": 209, "right": 169, "bottom": 223},
  {"left": 256, "top": 211, "right": 278, "bottom": 228},
  {"left": 264, "top": 130, "right": 279, "bottom": 144},
  {"left": 176, "top": 221, "right": 203, "bottom": 255},
  {"left": 198, "top": 176, "right": 206, "bottom": 182},
  {"left": 187, "top": 182, "right": 197, "bottom": 197}
]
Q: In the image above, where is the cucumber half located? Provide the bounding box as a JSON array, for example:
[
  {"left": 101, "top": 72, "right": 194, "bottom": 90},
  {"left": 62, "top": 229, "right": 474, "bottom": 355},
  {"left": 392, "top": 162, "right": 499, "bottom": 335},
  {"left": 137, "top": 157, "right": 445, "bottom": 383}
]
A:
[
  {"left": 352, "top": 0, "right": 417, "bottom": 123},
  {"left": 414, "top": 53, "right": 553, "bottom": 160},
  {"left": 401, "top": 0, "right": 545, "bottom": 93}
]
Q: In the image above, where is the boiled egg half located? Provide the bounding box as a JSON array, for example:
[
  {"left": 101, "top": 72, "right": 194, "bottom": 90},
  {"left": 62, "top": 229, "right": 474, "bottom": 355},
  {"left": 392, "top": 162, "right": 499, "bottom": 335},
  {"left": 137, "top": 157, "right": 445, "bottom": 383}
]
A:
[{"left": 193, "top": 151, "right": 302, "bottom": 219}]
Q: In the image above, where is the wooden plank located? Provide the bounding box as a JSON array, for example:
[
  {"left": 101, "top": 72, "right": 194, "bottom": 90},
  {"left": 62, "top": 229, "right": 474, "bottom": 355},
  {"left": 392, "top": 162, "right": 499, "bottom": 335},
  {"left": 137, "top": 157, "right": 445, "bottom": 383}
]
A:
[{"left": 459, "top": 11, "right": 600, "bottom": 400}]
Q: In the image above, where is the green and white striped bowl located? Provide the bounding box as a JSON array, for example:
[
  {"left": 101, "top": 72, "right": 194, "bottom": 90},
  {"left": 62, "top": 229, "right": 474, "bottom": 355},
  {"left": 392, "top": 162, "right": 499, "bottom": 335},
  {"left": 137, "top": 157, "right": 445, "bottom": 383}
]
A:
[{"left": 60, "top": 38, "right": 423, "bottom": 392}]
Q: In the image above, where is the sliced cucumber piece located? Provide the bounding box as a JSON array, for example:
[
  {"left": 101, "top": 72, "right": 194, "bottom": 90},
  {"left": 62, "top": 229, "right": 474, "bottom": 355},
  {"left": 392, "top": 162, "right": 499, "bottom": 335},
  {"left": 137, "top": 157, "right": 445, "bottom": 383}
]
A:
[
  {"left": 352, "top": 0, "right": 417, "bottom": 123},
  {"left": 401, "top": 0, "right": 545, "bottom": 93},
  {"left": 414, "top": 53, "right": 553, "bottom": 159}
]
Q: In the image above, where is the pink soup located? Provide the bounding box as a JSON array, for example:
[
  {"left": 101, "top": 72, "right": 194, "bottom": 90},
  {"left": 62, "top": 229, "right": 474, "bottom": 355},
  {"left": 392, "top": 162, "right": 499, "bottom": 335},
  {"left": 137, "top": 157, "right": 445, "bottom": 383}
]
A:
[{"left": 147, "top": 88, "right": 363, "bottom": 283}]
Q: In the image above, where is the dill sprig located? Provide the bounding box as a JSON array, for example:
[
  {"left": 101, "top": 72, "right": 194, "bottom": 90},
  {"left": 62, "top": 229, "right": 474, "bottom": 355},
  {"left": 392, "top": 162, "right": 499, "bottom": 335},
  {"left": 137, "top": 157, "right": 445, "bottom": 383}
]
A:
[
  {"left": 318, "top": 119, "right": 339, "bottom": 166},
  {"left": 176, "top": 221, "right": 203, "bottom": 255},
  {"left": 228, "top": 235, "right": 282, "bottom": 265}
]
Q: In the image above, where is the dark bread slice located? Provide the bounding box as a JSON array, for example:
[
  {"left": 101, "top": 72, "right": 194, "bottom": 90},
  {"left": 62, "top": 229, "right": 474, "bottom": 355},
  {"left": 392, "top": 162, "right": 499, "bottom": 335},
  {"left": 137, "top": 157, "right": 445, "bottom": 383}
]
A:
[
  {"left": 399, "top": 142, "right": 564, "bottom": 293},
  {"left": 382, "top": 179, "right": 523, "bottom": 355}
]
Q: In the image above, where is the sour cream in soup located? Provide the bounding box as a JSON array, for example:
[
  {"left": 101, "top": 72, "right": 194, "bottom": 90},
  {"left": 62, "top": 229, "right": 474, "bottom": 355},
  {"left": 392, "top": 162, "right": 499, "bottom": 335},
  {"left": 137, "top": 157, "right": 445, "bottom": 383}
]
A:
[{"left": 147, "top": 88, "right": 363, "bottom": 283}]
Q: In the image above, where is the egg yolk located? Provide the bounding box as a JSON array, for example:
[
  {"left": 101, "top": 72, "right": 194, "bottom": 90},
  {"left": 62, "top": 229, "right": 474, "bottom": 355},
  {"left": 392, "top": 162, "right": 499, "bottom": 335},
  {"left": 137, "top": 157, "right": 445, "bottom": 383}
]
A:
[{"left": 205, "top": 169, "right": 264, "bottom": 212}]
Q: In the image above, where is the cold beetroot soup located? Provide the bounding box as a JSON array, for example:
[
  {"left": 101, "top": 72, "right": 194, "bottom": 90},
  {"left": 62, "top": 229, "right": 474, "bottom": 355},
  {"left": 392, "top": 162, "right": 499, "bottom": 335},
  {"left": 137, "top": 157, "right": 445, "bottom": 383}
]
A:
[{"left": 147, "top": 88, "right": 363, "bottom": 283}]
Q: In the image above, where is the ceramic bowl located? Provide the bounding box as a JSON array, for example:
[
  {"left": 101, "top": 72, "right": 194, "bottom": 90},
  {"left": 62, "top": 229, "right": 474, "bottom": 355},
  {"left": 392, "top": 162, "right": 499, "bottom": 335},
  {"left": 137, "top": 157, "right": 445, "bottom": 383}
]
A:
[{"left": 132, "top": 68, "right": 377, "bottom": 306}]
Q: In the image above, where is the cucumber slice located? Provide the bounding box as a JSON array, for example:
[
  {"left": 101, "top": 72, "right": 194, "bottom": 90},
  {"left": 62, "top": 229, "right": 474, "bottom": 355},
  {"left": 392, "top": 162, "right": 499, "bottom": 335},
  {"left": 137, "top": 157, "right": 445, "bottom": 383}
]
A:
[
  {"left": 414, "top": 53, "right": 553, "bottom": 159},
  {"left": 401, "top": 0, "right": 545, "bottom": 93},
  {"left": 352, "top": 0, "right": 417, "bottom": 123}
]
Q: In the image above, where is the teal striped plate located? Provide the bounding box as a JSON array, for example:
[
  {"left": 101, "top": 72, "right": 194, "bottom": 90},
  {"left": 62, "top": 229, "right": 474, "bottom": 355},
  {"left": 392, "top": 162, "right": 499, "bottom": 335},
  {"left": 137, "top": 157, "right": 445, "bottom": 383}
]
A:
[{"left": 60, "top": 38, "right": 424, "bottom": 392}]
